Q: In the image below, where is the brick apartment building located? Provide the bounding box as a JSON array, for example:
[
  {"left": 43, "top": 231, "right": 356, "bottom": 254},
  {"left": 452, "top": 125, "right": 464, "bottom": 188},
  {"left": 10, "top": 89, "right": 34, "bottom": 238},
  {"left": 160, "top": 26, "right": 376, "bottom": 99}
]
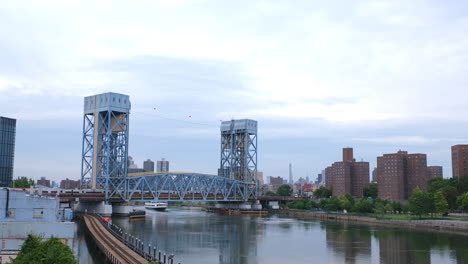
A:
[
  {"left": 375, "top": 150, "right": 438, "bottom": 201},
  {"left": 451, "top": 145, "right": 468, "bottom": 177},
  {"left": 325, "top": 148, "right": 369, "bottom": 197},
  {"left": 427, "top": 166, "right": 443, "bottom": 178}
]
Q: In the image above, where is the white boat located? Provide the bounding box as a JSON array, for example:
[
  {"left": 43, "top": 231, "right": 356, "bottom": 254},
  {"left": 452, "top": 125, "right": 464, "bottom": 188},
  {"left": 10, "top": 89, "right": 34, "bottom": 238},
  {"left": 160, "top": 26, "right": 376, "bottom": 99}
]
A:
[{"left": 145, "top": 201, "right": 168, "bottom": 210}]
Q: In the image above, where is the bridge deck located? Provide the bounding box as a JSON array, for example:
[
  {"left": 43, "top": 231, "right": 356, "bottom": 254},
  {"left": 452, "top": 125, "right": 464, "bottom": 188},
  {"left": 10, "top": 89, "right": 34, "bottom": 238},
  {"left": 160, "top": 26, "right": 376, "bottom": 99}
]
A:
[{"left": 83, "top": 215, "right": 147, "bottom": 264}]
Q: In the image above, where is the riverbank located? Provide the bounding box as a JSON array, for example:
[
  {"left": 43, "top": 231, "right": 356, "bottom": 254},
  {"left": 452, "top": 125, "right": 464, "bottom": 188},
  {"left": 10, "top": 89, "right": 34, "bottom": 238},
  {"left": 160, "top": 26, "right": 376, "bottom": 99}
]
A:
[{"left": 273, "top": 210, "right": 468, "bottom": 233}]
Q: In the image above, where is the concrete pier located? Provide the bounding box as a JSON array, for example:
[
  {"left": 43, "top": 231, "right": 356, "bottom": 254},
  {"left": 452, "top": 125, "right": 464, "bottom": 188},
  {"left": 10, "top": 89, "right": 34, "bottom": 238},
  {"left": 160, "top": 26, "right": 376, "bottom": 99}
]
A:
[{"left": 75, "top": 201, "right": 112, "bottom": 216}]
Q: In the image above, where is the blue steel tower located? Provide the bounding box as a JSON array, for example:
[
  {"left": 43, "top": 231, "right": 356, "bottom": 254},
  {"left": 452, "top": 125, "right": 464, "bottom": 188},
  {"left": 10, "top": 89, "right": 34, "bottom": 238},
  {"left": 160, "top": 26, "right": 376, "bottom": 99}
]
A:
[
  {"left": 220, "top": 119, "right": 258, "bottom": 183},
  {"left": 81, "top": 93, "right": 131, "bottom": 193}
]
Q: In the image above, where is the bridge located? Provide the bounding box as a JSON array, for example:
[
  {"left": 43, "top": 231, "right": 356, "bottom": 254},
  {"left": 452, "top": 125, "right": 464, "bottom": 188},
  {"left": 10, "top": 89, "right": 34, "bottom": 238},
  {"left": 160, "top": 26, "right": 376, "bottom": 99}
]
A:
[{"left": 79, "top": 93, "right": 259, "bottom": 207}]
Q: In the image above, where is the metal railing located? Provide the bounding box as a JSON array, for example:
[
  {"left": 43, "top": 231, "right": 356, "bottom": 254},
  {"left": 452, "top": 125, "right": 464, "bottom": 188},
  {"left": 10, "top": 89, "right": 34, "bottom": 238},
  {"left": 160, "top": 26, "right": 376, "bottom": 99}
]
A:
[{"left": 93, "top": 213, "right": 179, "bottom": 264}]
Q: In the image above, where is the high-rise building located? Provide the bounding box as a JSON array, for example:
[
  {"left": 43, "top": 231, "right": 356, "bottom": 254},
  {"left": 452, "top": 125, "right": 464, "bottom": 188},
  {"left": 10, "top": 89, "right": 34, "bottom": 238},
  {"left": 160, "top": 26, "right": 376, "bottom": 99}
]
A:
[
  {"left": 0, "top": 116, "right": 16, "bottom": 187},
  {"left": 427, "top": 166, "right": 443, "bottom": 178},
  {"left": 375, "top": 150, "right": 433, "bottom": 201},
  {"left": 157, "top": 158, "right": 169, "bottom": 172},
  {"left": 343, "top": 147, "right": 354, "bottom": 162},
  {"left": 289, "top": 163, "right": 293, "bottom": 186},
  {"left": 269, "top": 176, "right": 283, "bottom": 185},
  {"left": 254, "top": 171, "right": 264, "bottom": 185},
  {"left": 451, "top": 145, "right": 468, "bottom": 177},
  {"left": 37, "top": 177, "right": 51, "bottom": 187},
  {"left": 60, "top": 178, "right": 81, "bottom": 189},
  {"left": 325, "top": 148, "right": 369, "bottom": 197},
  {"left": 143, "top": 159, "right": 154, "bottom": 172}
]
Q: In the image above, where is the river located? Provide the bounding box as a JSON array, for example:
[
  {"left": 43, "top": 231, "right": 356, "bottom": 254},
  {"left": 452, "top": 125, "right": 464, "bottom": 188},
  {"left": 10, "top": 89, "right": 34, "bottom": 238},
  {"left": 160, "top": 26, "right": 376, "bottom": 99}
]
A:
[{"left": 76, "top": 207, "right": 468, "bottom": 264}]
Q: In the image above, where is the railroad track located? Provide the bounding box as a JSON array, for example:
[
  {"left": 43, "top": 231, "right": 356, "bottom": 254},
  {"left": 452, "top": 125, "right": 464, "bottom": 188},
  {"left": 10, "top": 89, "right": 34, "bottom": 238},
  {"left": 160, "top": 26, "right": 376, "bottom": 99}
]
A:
[{"left": 83, "top": 215, "right": 146, "bottom": 264}]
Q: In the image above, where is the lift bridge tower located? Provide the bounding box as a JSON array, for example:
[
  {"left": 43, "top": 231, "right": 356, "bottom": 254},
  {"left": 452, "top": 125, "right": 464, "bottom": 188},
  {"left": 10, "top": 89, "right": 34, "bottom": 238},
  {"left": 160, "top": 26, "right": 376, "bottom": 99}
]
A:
[
  {"left": 220, "top": 119, "right": 258, "bottom": 197},
  {"left": 81, "top": 92, "right": 131, "bottom": 191}
]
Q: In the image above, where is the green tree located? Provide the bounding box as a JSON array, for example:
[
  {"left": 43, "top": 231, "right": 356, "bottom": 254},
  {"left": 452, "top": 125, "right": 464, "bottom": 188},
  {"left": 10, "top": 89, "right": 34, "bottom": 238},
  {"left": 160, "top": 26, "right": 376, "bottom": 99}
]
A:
[
  {"left": 339, "top": 194, "right": 353, "bottom": 211},
  {"left": 276, "top": 185, "right": 292, "bottom": 196},
  {"left": 433, "top": 191, "right": 448, "bottom": 216},
  {"left": 264, "top": 191, "right": 277, "bottom": 196},
  {"left": 390, "top": 201, "right": 402, "bottom": 214},
  {"left": 325, "top": 196, "right": 342, "bottom": 211},
  {"left": 409, "top": 187, "right": 432, "bottom": 218},
  {"left": 457, "top": 192, "right": 468, "bottom": 211},
  {"left": 428, "top": 177, "right": 447, "bottom": 193},
  {"left": 11, "top": 177, "right": 34, "bottom": 188},
  {"left": 441, "top": 186, "right": 458, "bottom": 209},
  {"left": 354, "top": 199, "right": 374, "bottom": 213},
  {"left": 313, "top": 186, "right": 332, "bottom": 199},
  {"left": 373, "top": 198, "right": 386, "bottom": 214},
  {"left": 363, "top": 183, "right": 378, "bottom": 199},
  {"left": 12, "top": 234, "right": 77, "bottom": 264}
]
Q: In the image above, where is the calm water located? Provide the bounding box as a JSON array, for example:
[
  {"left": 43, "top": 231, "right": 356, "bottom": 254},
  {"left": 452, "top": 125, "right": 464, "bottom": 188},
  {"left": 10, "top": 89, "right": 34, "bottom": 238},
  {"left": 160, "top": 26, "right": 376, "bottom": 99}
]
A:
[{"left": 77, "top": 207, "right": 468, "bottom": 264}]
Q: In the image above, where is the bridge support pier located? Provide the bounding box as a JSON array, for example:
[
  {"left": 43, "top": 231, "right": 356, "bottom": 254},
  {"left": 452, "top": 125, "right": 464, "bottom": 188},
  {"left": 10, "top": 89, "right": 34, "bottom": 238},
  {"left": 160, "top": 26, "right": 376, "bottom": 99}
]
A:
[
  {"left": 112, "top": 203, "right": 133, "bottom": 216},
  {"left": 75, "top": 201, "right": 112, "bottom": 216}
]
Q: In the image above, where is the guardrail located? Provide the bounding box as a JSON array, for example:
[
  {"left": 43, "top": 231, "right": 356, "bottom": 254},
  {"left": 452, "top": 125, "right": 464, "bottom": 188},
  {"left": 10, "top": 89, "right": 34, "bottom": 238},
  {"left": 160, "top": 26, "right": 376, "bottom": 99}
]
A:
[{"left": 93, "top": 213, "right": 179, "bottom": 264}]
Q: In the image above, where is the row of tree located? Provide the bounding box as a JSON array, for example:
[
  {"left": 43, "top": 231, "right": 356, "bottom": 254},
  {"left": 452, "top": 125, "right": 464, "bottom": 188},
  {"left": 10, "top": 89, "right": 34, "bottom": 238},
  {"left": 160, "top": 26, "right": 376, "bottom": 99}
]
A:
[{"left": 287, "top": 188, "right": 451, "bottom": 218}]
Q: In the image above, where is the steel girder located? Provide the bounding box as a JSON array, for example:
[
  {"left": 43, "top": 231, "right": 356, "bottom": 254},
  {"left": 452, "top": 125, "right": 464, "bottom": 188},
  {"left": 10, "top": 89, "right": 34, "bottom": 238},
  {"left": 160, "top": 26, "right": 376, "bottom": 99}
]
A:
[
  {"left": 81, "top": 109, "right": 130, "bottom": 196},
  {"left": 219, "top": 120, "right": 258, "bottom": 184},
  {"left": 105, "top": 173, "right": 257, "bottom": 202}
]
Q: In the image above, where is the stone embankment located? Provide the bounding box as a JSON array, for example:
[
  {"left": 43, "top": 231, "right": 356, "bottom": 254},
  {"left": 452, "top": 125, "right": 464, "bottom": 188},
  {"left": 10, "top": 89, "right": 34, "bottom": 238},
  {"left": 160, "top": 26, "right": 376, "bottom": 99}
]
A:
[{"left": 274, "top": 210, "right": 468, "bottom": 233}]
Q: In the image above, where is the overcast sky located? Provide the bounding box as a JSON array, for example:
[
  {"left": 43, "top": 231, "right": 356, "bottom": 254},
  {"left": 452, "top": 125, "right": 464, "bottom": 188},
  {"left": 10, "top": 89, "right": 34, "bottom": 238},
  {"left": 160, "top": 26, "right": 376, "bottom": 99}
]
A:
[{"left": 1, "top": 0, "right": 468, "bottom": 183}]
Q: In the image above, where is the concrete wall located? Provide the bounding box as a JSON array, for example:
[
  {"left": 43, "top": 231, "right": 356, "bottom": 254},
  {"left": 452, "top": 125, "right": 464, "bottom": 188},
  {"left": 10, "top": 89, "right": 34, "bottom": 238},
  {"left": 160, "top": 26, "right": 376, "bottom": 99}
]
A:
[{"left": 0, "top": 189, "right": 59, "bottom": 222}]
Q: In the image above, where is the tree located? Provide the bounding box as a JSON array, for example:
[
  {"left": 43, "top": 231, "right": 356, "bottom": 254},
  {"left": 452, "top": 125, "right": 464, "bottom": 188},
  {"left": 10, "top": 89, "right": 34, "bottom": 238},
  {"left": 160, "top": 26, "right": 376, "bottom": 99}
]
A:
[
  {"left": 354, "top": 199, "right": 374, "bottom": 213},
  {"left": 409, "top": 187, "right": 433, "bottom": 218},
  {"left": 433, "top": 191, "right": 448, "bottom": 216},
  {"left": 325, "top": 196, "right": 342, "bottom": 211},
  {"left": 390, "top": 201, "right": 402, "bottom": 214},
  {"left": 428, "top": 177, "right": 447, "bottom": 193},
  {"left": 12, "top": 234, "right": 77, "bottom": 264},
  {"left": 363, "top": 183, "right": 378, "bottom": 199},
  {"left": 441, "top": 186, "right": 458, "bottom": 209},
  {"left": 457, "top": 192, "right": 468, "bottom": 211},
  {"left": 276, "top": 185, "right": 292, "bottom": 196},
  {"left": 264, "top": 191, "right": 277, "bottom": 196},
  {"left": 11, "top": 177, "right": 34, "bottom": 188},
  {"left": 339, "top": 194, "right": 353, "bottom": 211},
  {"left": 313, "top": 186, "right": 332, "bottom": 199}
]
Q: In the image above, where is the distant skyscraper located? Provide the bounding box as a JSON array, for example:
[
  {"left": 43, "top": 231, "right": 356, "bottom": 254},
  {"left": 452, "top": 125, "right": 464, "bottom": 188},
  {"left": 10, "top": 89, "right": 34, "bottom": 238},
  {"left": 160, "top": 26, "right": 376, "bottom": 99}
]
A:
[
  {"left": 269, "top": 176, "right": 283, "bottom": 185},
  {"left": 325, "top": 148, "right": 369, "bottom": 197},
  {"left": 289, "top": 163, "right": 293, "bottom": 186},
  {"left": 157, "top": 158, "right": 169, "bottom": 172},
  {"left": 451, "top": 145, "right": 468, "bottom": 177},
  {"left": 0, "top": 116, "right": 16, "bottom": 187},
  {"left": 37, "top": 177, "right": 51, "bottom": 187},
  {"left": 143, "top": 159, "right": 155, "bottom": 172}
]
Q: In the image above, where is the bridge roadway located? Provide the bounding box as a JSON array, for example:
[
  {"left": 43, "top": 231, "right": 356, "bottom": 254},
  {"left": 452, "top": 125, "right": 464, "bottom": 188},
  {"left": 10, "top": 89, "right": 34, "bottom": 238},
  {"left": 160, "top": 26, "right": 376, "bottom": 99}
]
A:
[{"left": 83, "top": 215, "right": 147, "bottom": 264}]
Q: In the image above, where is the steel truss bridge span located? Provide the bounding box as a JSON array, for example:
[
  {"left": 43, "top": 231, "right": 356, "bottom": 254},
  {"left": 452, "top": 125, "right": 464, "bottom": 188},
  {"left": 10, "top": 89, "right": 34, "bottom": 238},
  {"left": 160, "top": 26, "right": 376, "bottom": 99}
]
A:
[{"left": 97, "top": 172, "right": 257, "bottom": 202}]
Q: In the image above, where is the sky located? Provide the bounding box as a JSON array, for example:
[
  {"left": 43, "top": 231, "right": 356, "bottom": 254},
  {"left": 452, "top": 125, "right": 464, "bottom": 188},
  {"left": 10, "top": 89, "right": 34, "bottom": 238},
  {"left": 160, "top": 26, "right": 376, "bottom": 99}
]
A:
[{"left": 1, "top": 0, "right": 468, "bottom": 183}]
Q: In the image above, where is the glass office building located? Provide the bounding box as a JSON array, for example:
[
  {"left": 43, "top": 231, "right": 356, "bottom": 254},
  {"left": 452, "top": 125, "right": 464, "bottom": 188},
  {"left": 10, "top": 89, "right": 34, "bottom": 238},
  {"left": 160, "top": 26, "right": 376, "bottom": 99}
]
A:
[{"left": 0, "top": 116, "right": 16, "bottom": 187}]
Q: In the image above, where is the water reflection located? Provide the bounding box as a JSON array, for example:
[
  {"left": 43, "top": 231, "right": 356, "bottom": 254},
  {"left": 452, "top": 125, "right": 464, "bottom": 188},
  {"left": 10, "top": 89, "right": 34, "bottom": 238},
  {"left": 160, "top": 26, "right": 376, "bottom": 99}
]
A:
[
  {"left": 112, "top": 207, "right": 262, "bottom": 264},
  {"left": 324, "top": 223, "right": 371, "bottom": 264},
  {"left": 100, "top": 208, "right": 468, "bottom": 264}
]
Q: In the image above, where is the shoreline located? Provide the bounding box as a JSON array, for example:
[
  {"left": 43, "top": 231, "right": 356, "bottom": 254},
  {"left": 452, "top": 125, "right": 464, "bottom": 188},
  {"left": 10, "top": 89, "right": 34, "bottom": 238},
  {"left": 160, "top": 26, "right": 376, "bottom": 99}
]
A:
[{"left": 272, "top": 210, "right": 468, "bottom": 234}]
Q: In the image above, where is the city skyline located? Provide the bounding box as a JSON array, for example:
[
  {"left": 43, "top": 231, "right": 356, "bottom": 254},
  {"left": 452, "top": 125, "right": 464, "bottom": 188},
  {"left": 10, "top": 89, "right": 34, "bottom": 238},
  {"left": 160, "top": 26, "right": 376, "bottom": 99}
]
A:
[{"left": 1, "top": 1, "right": 468, "bottom": 181}]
